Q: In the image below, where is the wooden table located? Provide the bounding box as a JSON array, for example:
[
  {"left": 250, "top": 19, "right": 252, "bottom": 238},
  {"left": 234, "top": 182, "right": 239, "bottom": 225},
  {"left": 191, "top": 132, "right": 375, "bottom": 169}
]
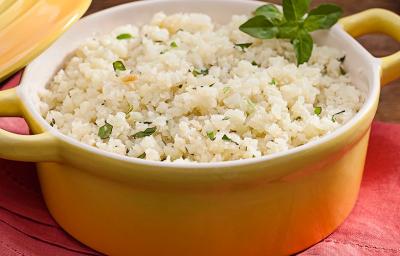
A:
[{"left": 87, "top": 0, "right": 400, "bottom": 122}]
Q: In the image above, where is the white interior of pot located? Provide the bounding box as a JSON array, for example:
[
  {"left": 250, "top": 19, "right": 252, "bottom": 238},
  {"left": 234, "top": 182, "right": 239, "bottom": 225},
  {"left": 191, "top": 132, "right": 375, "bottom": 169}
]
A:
[{"left": 18, "top": 0, "right": 381, "bottom": 167}]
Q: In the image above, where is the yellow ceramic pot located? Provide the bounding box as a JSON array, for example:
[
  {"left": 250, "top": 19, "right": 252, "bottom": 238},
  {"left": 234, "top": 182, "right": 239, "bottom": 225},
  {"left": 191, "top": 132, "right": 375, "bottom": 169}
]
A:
[{"left": 0, "top": 1, "right": 399, "bottom": 255}]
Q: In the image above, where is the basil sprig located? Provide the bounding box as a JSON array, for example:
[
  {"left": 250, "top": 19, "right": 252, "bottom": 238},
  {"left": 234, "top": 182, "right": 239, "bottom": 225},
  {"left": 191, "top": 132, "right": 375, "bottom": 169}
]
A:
[{"left": 240, "top": 1, "right": 342, "bottom": 65}]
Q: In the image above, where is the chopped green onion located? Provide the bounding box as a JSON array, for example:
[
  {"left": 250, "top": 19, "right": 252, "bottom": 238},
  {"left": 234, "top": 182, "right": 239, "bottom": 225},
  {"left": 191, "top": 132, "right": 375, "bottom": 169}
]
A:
[
  {"left": 50, "top": 118, "right": 56, "bottom": 127},
  {"left": 235, "top": 43, "right": 253, "bottom": 52},
  {"left": 314, "top": 106, "right": 322, "bottom": 115},
  {"left": 116, "top": 33, "right": 133, "bottom": 40},
  {"left": 126, "top": 104, "right": 134, "bottom": 116},
  {"left": 340, "top": 66, "right": 346, "bottom": 75},
  {"left": 132, "top": 127, "right": 157, "bottom": 139},
  {"left": 113, "top": 61, "right": 126, "bottom": 72},
  {"left": 223, "top": 87, "right": 231, "bottom": 94},
  {"left": 170, "top": 41, "right": 178, "bottom": 48},
  {"left": 98, "top": 122, "right": 113, "bottom": 139},
  {"left": 222, "top": 134, "right": 239, "bottom": 145},
  {"left": 332, "top": 110, "right": 345, "bottom": 122},
  {"left": 269, "top": 78, "right": 277, "bottom": 86},
  {"left": 207, "top": 131, "right": 216, "bottom": 141},
  {"left": 138, "top": 152, "right": 146, "bottom": 159},
  {"left": 192, "top": 68, "right": 209, "bottom": 77}
]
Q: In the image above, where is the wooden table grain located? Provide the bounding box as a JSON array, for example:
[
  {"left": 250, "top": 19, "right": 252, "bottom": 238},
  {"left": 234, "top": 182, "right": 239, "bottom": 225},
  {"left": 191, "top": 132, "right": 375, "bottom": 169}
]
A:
[{"left": 87, "top": 0, "right": 400, "bottom": 122}]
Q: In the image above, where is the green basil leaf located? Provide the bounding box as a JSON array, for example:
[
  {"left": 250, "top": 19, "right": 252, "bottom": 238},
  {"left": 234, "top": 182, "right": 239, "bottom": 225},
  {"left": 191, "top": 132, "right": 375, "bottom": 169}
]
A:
[
  {"left": 254, "top": 4, "right": 284, "bottom": 25},
  {"left": 133, "top": 127, "right": 157, "bottom": 139},
  {"left": 239, "top": 15, "right": 279, "bottom": 39},
  {"left": 170, "top": 41, "right": 178, "bottom": 48},
  {"left": 116, "top": 33, "right": 133, "bottom": 40},
  {"left": 304, "top": 4, "right": 342, "bottom": 32},
  {"left": 292, "top": 29, "right": 313, "bottom": 65},
  {"left": 113, "top": 61, "right": 126, "bottom": 72},
  {"left": 98, "top": 122, "right": 113, "bottom": 139},
  {"left": 277, "top": 22, "right": 298, "bottom": 39},
  {"left": 282, "top": 0, "right": 311, "bottom": 21}
]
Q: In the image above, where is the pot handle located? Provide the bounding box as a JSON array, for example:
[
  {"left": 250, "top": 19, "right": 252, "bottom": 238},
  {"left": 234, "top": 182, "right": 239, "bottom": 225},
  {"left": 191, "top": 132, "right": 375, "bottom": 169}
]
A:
[
  {"left": 0, "top": 87, "right": 59, "bottom": 162},
  {"left": 339, "top": 8, "right": 400, "bottom": 86}
]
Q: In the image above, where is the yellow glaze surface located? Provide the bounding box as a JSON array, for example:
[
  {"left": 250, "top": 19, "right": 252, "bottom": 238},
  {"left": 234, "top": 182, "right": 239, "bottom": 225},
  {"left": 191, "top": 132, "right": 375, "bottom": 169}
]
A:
[
  {"left": 0, "top": 0, "right": 91, "bottom": 81},
  {"left": 0, "top": 4, "right": 399, "bottom": 256}
]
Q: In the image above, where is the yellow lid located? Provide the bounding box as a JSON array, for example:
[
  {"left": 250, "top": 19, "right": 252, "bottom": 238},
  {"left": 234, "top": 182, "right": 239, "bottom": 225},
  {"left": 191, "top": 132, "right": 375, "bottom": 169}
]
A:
[{"left": 0, "top": 0, "right": 91, "bottom": 81}]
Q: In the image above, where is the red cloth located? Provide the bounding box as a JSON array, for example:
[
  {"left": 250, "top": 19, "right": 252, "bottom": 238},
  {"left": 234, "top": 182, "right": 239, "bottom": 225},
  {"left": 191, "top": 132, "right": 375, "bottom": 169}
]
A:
[{"left": 0, "top": 74, "right": 399, "bottom": 255}]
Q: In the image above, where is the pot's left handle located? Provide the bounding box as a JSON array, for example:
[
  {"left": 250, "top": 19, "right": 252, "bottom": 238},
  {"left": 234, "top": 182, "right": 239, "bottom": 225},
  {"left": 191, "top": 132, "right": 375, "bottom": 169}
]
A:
[{"left": 0, "top": 88, "right": 59, "bottom": 162}]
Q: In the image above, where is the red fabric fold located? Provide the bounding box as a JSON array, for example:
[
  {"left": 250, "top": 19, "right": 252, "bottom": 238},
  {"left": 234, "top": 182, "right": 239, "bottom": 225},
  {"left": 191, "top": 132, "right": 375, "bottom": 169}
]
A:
[{"left": 0, "top": 73, "right": 399, "bottom": 255}]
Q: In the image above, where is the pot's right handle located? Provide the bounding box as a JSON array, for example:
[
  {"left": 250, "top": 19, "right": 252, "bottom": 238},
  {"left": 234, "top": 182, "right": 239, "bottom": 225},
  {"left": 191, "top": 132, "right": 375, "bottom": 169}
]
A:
[{"left": 339, "top": 8, "right": 400, "bottom": 86}]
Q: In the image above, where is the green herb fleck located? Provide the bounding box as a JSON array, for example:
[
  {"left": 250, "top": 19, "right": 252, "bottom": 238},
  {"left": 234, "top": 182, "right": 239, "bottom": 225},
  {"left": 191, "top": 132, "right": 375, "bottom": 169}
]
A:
[
  {"left": 235, "top": 43, "right": 253, "bottom": 52},
  {"left": 192, "top": 68, "right": 209, "bottom": 77},
  {"left": 143, "top": 121, "right": 153, "bottom": 125},
  {"left": 239, "top": 2, "right": 342, "bottom": 65},
  {"left": 222, "top": 116, "right": 230, "bottom": 121},
  {"left": 251, "top": 61, "right": 260, "bottom": 67},
  {"left": 50, "top": 118, "right": 56, "bottom": 127},
  {"left": 132, "top": 127, "right": 157, "bottom": 139},
  {"left": 209, "top": 83, "right": 215, "bottom": 87},
  {"left": 223, "top": 87, "right": 231, "bottom": 94},
  {"left": 332, "top": 110, "right": 345, "bottom": 122},
  {"left": 170, "top": 41, "right": 178, "bottom": 48},
  {"left": 295, "top": 117, "right": 302, "bottom": 121},
  {"left": 116, "top": 33, "right": 133, "bottom": 40},
  {"left": 269, "top": 78, "right": 277, "bottom": 86},
  {"left": 178, "top": 84, "right": 183, "bottom": 88},
  {"left": 113, "top": 61, "right": 126, "bottom": 72},
  {"left": 222, "top": 134, "right": 239, "bottom": 145},
  {"left": 338, "top": 55, "right": 346, "bottom": 63},
  {"left": 138, "top": 152, "right": 146, "bottom": 159},
  {"left": 98, "top": 122, "right": 113, "bottom": 139},
  {"left": 314, "top": 106, "right": 322, "bottom": 115},
  {"left": 207, "top": 131, "right": 216, "bottom": 141},
  {"left": 340, "top": 66, "right": 346, "bottom": 75},
  {"left": 126, "top": 104, "right": 134, "bottom": 116}
]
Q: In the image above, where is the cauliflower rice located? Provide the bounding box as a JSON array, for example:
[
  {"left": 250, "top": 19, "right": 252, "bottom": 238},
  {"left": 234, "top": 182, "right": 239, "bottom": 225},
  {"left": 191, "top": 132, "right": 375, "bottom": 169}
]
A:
[{"left": 39, "top": 12, "right": 364, "bottom": 162}]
